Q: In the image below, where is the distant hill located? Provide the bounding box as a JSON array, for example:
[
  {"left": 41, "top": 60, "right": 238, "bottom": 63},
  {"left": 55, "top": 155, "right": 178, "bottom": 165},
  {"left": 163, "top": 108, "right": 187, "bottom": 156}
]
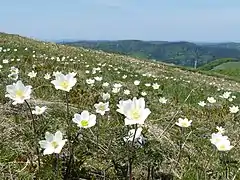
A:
[
  {"left": 61, "top": 40, "right": 240, "bottom": 67},
  {"left": 198, "top": 58, "right": 240, "bottom": 78}
]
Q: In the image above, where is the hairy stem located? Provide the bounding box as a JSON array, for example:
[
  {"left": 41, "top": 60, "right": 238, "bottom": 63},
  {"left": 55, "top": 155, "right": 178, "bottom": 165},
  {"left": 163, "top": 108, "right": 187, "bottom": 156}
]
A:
[{"left": 25, "top": 100, "right": 41, "bottom": 169}]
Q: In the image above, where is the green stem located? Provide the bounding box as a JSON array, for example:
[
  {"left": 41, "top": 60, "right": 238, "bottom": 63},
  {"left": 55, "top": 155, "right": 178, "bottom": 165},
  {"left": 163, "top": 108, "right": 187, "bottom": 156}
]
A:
[
  {"left": 128, "top": 124, "right": 138, "bottom": 180},
  {"left": 54, "top": 154, "right": 59, "bottom": 180},
  {"left": 25, "top": 100, "right": 41, "bottom": 169},
  {"left": 64, "top": 92, "right": 73, "bottom": 179}
]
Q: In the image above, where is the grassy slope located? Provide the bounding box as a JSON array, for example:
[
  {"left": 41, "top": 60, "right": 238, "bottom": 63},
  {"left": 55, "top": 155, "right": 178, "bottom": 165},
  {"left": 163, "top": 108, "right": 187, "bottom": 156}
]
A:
[
  {"left": 0, "top": 33, "right": 240, "bottom": 179},
  {"left": 198, "top": 58, "right": 240, "bottom": 79}
]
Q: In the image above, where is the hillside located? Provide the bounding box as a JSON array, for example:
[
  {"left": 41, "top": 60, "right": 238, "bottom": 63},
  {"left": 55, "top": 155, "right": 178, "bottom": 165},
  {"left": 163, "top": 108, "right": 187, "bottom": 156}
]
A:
[
  {"left": 1, "top": 32, "right": 240, "bottom": 179},
  {"left": 198, "top": 58, "right": 240, "bottom": 79},
  {"left": 62, "top": 40, "right": 240, "bottom": 68}
]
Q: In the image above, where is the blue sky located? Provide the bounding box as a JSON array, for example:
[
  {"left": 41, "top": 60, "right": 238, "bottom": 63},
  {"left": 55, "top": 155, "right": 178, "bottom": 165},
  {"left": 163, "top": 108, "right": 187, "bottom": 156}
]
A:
[{"left": 1, "top": 0, "right": 240, "bottom": 42}]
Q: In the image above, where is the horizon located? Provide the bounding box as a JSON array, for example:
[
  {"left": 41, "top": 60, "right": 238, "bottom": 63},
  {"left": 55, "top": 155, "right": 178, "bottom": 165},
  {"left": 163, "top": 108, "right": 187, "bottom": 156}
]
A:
[{"left": 1, "top": 0, "right": 240, "bottom": 42}]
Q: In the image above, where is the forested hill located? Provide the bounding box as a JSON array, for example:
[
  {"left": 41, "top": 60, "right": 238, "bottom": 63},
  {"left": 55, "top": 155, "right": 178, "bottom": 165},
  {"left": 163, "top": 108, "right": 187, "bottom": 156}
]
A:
[{"left": 61, "top": 40, "right": 240, "bottom": 67}]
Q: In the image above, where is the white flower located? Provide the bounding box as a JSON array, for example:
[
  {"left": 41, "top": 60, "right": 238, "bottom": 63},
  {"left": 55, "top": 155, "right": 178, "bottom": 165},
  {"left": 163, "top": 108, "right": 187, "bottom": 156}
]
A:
[
  {"left": 102, "top": 92, "right": 110, "bottom": 101},
  {"left": 28, "top": 71, "right": 37, "bottom": 78},
  {"left": 39, "top": 131, "right": 67, "bottom": 155},
  {"left": 220, "top": 92, "right": 231, "bottom": 99},
  {"left": 72, "top": 111, "right": 96, "bottom": 128},
  {"left": 113, "top": 83, "right": 122, "bottom": 88},
  {"left": 216, "top": 126, "right": 225, "bottom": 134},
  {"left": 86, "top": 78, "right": 95, "bottom": 85},
  {"left": 10, "top": 67, "right": 19, "bottom": 74},
  {"left": 122, "top": 75, "right": 127, "bottom": 79},
  {"left": 134, "top": 80, "right": 140, "bottom": 86},
  {"left": 145, "top": 83, "right": 151, "bottom": 87},
  {"left": 215, "top": 139, "right": 233, "bottom": 151},
  {"left": 152, "top": 83, "right": 160, "bottom": 90},
  {"left": 52, "top": 71, "right": 62, "bottom": 77},
  {"left": 3, "top": 59, "right": 9, "bottom": 64},
  {"left": 207, "top": 97, "right": 216, "bottom": 104},
  {"left": 85, "top": 70, "right": 90, "bottom": 74},
  {"left": 175, "top": 118, "right": 192, "bottom": 128},
  {"left": 123, "top": 128, "right": 143, "bottom": 142},
  {"left": 112, "top": 87, "right": 120, "bottom": 93},
  {"left": 94, "top": 76, "right": 102, "bottom": 81},
  {"left": 44, "top": 73, "right": 51, "bottom": 80},
  {"left": 102, "top": 82, "right": 109, "bottom": 87},
  {"left": 210, "top": 133, "right": 228, "bottom": 145},
  {"left": 116, "top": 97, "right": 151, "bottom": 125},
  {"left": 124, "top": 89, "right": 130, "bottom": 95},
  {"left": 141, "top": 92, "right": 147, "bottom": 96},
  {"left": 198, "top": 101, "right": 206, "bottom": 107},
  {"left": 5, "top": 80, "right": 32, "bottom": 105},
  {"left": 229, "top": 105, "right": 239, "bottom": 114},
  {"left": 8, "top": 73, "right": 18, "bottom": 81},
  {"left": 32, "top": 106, "right": 47, "bottom": 115},
  {"left": 159, "top": 97, "right": 168, "bottom": 104},
  {"left": 94, "top": 102, "right": 110, "bottom": 115},
  {"left": 51, "top": 72, "right": 77, "bottom": 92}
]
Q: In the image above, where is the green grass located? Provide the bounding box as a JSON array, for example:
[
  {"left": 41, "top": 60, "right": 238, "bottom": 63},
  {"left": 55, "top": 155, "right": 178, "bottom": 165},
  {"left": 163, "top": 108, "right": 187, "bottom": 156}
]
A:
[{"left": 0, "top": 32, "right": 240, "bottom": 179}]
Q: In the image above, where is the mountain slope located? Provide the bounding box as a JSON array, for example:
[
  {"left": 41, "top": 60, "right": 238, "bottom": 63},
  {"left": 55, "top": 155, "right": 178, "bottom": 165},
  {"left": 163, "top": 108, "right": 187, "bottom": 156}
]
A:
[
  {"left": 1, "top": 33, "right": 240, "bottom": 179},
  {"left": 62, "top": 40, "right": 240, "bottom": 68}
]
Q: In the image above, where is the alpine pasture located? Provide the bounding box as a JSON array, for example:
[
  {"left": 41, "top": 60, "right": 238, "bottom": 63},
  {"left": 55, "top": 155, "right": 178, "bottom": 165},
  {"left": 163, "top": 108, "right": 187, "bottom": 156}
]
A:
[{"left": 0, "top": 33, "right": 240, "bottom": 180}]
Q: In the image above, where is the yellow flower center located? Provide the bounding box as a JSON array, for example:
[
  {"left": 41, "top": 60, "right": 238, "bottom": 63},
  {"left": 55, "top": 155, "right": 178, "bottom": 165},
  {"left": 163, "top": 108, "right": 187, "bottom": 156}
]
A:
[
  {"left": 181, "top": 122, "right": 188, "bottom": 127},
  {"left": 60, "top": 81, "right": 69, "bottom": 89},
  {"left": 130, "top": 109, "right": 141, "bottom": 120},
  {"left": 80, "top": 120, "right": 89, "bottom": 127},
  {"left": 99, "top": 105, "right": 105, "bottom": 111},
  {"left": 219, "top": 144, "right": 226, "bottom": 150},
  {"left": 15, "top": 90, "right": 24, "bottom": 98},
  {"left": 51, "top": 141, "right": 58, "bottom": 149}
]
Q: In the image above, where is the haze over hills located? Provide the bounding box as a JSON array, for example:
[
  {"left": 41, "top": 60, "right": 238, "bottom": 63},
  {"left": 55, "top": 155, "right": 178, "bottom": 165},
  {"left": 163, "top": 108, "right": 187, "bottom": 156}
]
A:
[{"left": 61, "top": 40, "right": 240, "bottom": 68}]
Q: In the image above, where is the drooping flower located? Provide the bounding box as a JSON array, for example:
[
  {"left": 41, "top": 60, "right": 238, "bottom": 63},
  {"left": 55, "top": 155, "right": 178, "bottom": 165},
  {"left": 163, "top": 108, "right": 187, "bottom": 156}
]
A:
[
  {"left": 117, "top": 97, "right": 151, "bottom": 125},
  {"left": 72, "top": 110, "right": 96, "bottom": 128},
  {"left": 51, "top": 72, "right": 77, "bottom": 92},
  {"left": 175, "top": 118, "right": 192, "bottom": 128},
  {"left": 5, "top": 80, "right": 32, "bottom": 105},
  {"left": 32, "top": 106, "right": 47, "bottom": 115},
  {"left": 94, "top": 102, "right": 110, "bottom": 115},
  {"left": 39, "top": 131, "right": 67, "bottom": 155}
]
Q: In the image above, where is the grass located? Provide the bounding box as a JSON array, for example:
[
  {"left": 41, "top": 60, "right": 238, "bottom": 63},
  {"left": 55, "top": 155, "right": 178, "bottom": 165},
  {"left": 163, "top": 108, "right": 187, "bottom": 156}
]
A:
[{"left": 0, "top": 32, "right": 240, "bottom": 179}]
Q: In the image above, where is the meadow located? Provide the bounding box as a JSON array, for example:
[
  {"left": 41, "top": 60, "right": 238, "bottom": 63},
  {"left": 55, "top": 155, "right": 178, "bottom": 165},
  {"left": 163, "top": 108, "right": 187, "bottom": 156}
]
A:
[{"left": 0, "top": 33, "right": 240, "bottom": 180}]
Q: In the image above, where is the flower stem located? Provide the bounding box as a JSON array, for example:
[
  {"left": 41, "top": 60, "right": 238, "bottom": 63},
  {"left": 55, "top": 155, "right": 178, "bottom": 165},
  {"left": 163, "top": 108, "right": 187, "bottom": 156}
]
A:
[
  {"left": 25, "top": 100, "right": 41, "bottom": 169},
  {"left": 65, "top": 92, "right": 73, "bottom": 179},
  {"left": 128, "top": 124, "right": 138, "bottom": 180},
  {"left": 54, "top": 154, "right": 59, "bottom": 180}
]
